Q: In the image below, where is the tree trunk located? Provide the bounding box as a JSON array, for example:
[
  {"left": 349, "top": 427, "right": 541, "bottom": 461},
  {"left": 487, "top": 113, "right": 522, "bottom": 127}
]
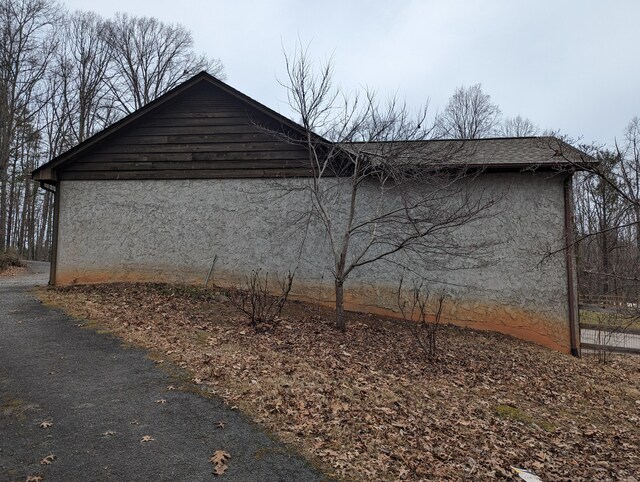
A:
[
  {"left": 601, "top": 229, "right": 610, "bottom": 295},
  {"left": 335, "top": 279, "right": 346, "bottom": 331},
  {"left": 37, "top": 190, "right": 50, "bottom": 257},
  {"left": 28, "top": 181, "right": 36, "bottom": 260},
  {"left": 635, "top": 204, "right": 640, "bottom": 265},
  {"left": 19, "top": 177, "right": 30, "bottom": 256},
  {"left": 0, "top": 176, "right": 7, "bottom": 252},
  {"left": 7, "top": 162, "right": 18, "bottom": 249}
]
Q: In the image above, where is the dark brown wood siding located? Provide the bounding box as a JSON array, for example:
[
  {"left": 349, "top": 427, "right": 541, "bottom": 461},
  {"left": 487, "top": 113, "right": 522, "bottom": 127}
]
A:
[{"left": 58, "top": 83, "right": 313, "bottom": 180}]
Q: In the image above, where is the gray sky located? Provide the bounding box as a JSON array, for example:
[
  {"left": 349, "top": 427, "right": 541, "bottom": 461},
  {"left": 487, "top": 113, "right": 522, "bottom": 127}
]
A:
[{"left": 66, "top": 0, "right": 640, "bottom": 147}]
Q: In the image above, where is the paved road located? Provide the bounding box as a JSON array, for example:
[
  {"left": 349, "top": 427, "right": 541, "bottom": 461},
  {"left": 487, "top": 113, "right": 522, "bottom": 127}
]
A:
[
  {"left": 580, "top": 303, "right": 640, "bottom": 354},
  {"left": 581, "top": 328, "right": 640, "bottom": 353},
  {"left": 0, "top": 263, "right": 326, "bottom": 481}
]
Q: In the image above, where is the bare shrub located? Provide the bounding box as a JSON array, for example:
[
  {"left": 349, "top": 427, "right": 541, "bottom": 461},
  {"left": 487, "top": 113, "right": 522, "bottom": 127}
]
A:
[
  {"left": 396, "top": 278, "right": 446, "bottom": 360},
  {"left": 227, "top": 270, "right": 294, "bottom": 330},
  {"left": 0, "top": 248, "right": 22, "bottom": 272},
  {"left": 581, "top": 304, "right": 640, "bottom": 363}
]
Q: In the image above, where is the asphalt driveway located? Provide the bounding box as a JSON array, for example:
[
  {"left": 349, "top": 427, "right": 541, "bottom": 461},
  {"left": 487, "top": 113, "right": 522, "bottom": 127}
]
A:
[{"left": 0, "top": 263, "right": 326, "bottom": 481}]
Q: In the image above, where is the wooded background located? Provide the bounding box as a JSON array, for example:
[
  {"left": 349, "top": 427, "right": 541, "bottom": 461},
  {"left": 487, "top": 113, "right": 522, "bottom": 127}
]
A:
[
  {"left": 0, "top": 0, "right": 223, "bottom": 260},
  {"left": 573, "top": 121, "right": 640, "bottom": 300}
]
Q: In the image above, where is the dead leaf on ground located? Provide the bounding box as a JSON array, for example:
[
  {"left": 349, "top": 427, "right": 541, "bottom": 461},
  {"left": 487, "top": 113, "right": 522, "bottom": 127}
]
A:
[
  {"left": 140, "top": 435, "right": 154, "bottom": 443},
  {"left": 155, "top": 399, "right": 167, "bottom": 404},
  {"left": 102, "top": 430, "right": 116, "bottom": 436},
  {"left": 40, "top": 454, "right": 56, "bottom": 465},
  {"left": 40, "top": 282, "right": 640, "bottom": 481},
  {"left": 25, "top": 476, "right": 43, "bottom": 482},
  {"left": 213, "top": 463, "right": 228, "bottom": 476},
  {"left": 211, "top": 450, "right": 231, "bottom": 476},
  {"left": 39, "top": 420, "right": 53, "bottom": 429},
  {"left": 211, "top": 450, "right": 231, "bottom": 465},
  {"left": 217, "top": 421, "right": 225, "bottom": 429}
]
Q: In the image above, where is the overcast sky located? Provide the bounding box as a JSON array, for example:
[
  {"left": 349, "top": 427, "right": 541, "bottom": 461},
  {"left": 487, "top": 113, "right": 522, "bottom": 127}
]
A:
[{"left": 65, "top": 0, "right": 640, "bottom": 147}]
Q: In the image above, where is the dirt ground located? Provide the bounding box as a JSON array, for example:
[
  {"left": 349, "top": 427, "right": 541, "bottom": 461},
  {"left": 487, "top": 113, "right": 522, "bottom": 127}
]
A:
[{"left": 38, "top": 282, "right": 640, "bottom": 481}]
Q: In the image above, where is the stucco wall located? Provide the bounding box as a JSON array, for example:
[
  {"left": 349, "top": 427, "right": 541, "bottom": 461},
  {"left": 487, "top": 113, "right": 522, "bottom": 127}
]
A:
[{"left": 56, "top": 173, "right": 571, "bottom": 351}]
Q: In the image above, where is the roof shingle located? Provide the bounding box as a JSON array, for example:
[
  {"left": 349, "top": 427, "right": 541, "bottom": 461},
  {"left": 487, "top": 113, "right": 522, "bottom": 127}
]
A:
[{"left": 348, "top": 136, "right": 593, "bottom": 169}]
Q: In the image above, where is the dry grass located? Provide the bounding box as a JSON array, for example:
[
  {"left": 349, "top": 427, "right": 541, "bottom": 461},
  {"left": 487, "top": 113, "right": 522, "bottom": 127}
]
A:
[
  {"left": 580, "top": 309, "right": 640, "bottom": 331},
  {"left": 38, "top": 282, "right": 640, "bottom": 481}
]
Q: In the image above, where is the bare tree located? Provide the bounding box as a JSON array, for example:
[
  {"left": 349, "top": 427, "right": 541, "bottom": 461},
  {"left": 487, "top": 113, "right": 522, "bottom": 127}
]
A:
[
  {"left": 573, "top": 150, "right": 625, "bottom": 296},
  {"left": 55, "top": 10, "right": 114, "bottom": 143},
  {"left": 102, "top": 13, "right": 224, "bottom": 114},
  {"left": 565, "top": 123, "right": 640, "bottom": 298},
  {"left": 0, "top": 0, "right": 59, "bottom": 251},
  {"left": 501, "top": 115, "right": 539, "bottom": 137},
  {"left": 618, "top": 117, "right": 640, "bottom": 252},
  {"left": 435, "top": 83, "right": 502, "bottom": 139},
  {"left": 0, "top": 2, "right": 223, "bottom": 260},
  {"left": 546, "top": 126, "right": 640, "bottom": 360},
  {"left": 279, "top": 47, "right": 497, "bottom": 330}
]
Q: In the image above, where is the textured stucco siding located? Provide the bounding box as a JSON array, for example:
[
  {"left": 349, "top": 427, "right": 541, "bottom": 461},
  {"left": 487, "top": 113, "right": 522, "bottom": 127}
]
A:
[{"left": 56, "top": 174, "right": 571, "bottom": 351}]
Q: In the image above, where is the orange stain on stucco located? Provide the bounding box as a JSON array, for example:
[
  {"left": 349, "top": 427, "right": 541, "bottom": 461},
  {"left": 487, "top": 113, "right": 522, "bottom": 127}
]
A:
[{"left": 56, "top": 268, "right": 571, "bottom": 353}]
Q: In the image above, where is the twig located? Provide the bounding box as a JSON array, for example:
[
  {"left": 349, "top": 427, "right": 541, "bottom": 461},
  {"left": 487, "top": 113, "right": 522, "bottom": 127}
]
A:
[{"left": 204, "top": 255, "right": 218, "bottom": 287}]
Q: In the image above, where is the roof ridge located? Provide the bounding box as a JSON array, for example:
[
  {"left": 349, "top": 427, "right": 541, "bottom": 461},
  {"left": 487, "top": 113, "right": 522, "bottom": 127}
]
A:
[{"left": 348, "top": 136, "right": 554, "bottom": 144}]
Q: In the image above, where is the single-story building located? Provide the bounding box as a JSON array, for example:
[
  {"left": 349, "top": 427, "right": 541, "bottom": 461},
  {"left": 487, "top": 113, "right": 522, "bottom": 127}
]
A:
[{"left": 32, "top": 72, "right": 590, "bottom": 355}]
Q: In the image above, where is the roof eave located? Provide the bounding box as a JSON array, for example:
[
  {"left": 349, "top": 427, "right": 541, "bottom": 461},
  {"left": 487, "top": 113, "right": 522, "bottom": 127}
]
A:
[{"left": 32, "top": 166, "right": 58, "bottom": 183}]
